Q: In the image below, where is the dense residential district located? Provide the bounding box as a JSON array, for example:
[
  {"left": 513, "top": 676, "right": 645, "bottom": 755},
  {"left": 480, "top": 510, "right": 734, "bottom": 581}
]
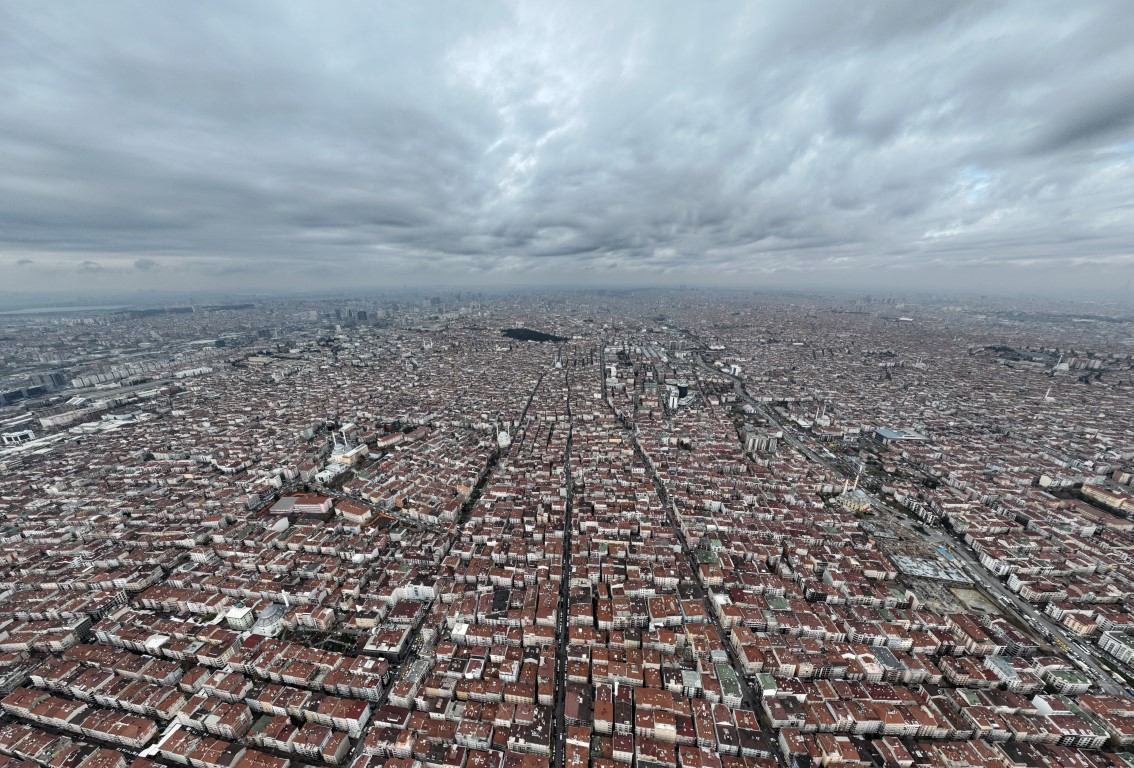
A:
[{"left": 3, "top": 292, "right": 1134, "bottom": 768}]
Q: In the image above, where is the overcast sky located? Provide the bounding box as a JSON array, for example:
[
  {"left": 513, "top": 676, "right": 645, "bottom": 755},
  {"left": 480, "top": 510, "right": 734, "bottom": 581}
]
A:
[{"left": 3, "top": 1, "right": 1134, "bottom": 300}]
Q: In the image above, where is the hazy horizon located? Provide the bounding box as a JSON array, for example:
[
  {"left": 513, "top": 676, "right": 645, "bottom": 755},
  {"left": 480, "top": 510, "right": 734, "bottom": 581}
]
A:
[
  {"left": 3, "top": 2, "right": 1134, "bottom": 300},
  {"left": 6, "top": 282, "right": 1134, "bottom": 315}
]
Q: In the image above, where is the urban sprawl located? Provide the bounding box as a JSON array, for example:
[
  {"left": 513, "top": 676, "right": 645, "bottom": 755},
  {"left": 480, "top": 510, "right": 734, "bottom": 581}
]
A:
[{"left": 1, "top": 291, "right": 1134, "bottom": 768}]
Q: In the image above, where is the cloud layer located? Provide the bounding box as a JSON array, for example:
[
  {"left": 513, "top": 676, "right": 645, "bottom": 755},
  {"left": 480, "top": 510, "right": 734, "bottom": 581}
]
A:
[{"left": 3, "top": 1, "right": 1134, "bottom": 296}]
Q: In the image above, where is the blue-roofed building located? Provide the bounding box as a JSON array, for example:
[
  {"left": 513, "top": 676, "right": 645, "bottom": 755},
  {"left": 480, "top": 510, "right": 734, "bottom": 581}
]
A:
[{"left": 873, "top": 427, "right": 929, "bottom": 445}]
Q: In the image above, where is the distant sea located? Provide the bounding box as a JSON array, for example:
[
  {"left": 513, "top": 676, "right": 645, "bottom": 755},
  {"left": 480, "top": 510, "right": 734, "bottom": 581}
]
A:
[{"left": 0, "top": 305, "right": 131, "bottom": 315}]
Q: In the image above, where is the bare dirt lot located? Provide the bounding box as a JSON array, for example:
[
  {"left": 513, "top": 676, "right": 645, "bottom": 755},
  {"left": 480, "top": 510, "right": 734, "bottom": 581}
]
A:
[{"left": 950, "top": 587, "right": 999, "bottom": 614}]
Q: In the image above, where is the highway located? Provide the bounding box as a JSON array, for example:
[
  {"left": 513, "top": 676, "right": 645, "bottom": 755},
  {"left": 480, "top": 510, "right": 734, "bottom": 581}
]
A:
[
  {"left": 697, "top": 350, "right": 1129, "bottom": 698},
  {"left": 924, "top": 528, "right": 1128, "bottom": 696}
]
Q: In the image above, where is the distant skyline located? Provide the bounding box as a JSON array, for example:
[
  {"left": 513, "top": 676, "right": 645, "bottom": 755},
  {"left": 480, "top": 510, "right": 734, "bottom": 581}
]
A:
[{"left": 3, "top": 2, "right": 1134, "bottom": 298}]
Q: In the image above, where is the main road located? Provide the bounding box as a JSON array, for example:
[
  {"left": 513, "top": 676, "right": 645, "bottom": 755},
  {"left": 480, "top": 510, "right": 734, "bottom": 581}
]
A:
[
  {"left": 695, "top": 349, "right": 1128, "bottom": 697},
  {"left": 924, "top": 526, "right": 1127, "bottom": 696},
  {"left": 600, "top": 345, "right": 767, "bottom": 717},
  {"left": 552, "top": 367, "right": 575, "bottom": 768}
]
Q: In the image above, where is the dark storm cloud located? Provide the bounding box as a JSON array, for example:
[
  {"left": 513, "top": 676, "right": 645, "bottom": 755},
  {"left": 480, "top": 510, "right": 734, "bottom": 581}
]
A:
[
  {"left": 2, "top": 1, "right": 1134, "bottom": 294},
  {"left": 1029, "top": 85, "right": 1134, "bottom": 155}
]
